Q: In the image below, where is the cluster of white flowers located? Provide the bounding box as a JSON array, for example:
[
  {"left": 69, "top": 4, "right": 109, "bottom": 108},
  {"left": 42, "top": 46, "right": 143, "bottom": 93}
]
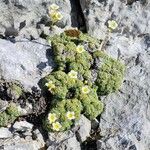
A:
[
  {"left": 48, "top": 111, "right": 76, "bottom": 131},
  {"left": 49, "top": 4, "right": 63, "bottom": 24}
]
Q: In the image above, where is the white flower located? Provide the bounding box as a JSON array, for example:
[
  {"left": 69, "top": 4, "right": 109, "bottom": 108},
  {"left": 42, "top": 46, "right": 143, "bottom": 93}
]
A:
[
  {"left": 48, "top": 113, "right": 57, "bottom": 124},
  {"left": 76, "top": 45, "right": 85, "bottom": 53},
  {"left": 50, "top": 4, "right": 59, "bottom": 10},
  {"left": 82, "top": 86, "right": 90, "bottom": 94},
  {"left": 49, "top": 11, "right": 63, "bottom": 23},
  {"left": 66, "top": 111, "right": 75, "bottom": 120},
  {"left": 68, "top": 70, "right": 78, "bottom": 79},
  {"left": 52, "top": 122, "right": 62, "bottom": 131},
  {"left": 45, "top": 81, "right": 55, "bottom": 91},
  {"left": 55, "top": 12, "right": 63, "bottom": 21}
]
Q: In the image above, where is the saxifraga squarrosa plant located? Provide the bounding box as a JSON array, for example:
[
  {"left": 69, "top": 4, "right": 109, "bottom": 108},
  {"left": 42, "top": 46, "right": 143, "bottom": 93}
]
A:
[
  {"left": 47, "top": 31, "right": 100, "bottom": 81},
  {"left": 43, "top": 71, "right": 104, "bottom": 131},
  {"left": 43, "top": 29, "right": 125, "bottom": 132}
]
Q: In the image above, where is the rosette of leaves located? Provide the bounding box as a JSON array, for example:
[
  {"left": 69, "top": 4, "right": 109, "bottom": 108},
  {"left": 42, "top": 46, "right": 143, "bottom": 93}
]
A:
[
  {"left": 0, "top": 103, "right": 20, "bottom": 127},
  {"left": 44, "top": 99, "right": 83, "bottom": 131},
  {"left": 79, "top": 87, "right": 104, "bottom": 120},
  {"left": 47, "top": 31, "right": 100, "bottom": 80},
  {"left": 43, "top": 71, "right": 83, "bottom": 100},
  {"left": 93, "top": 51, "right": 125, "bottom": 95},
  {"left": 44, "top": 30, "right": 125, "bottom": 132}
]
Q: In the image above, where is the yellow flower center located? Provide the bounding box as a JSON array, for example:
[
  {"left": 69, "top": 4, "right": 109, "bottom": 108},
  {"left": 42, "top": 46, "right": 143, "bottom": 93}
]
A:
[
  {"left": 82, "top": 86, "right": 90, "bottom": 94},
  {"left": 49, "top": 11, "right": 55, "bottom": 18},
  {"left": 55, "top": 12, "right": 63, "bottom": 20},
  {"left": 52, "top": 122, "right": 62, "bottom": 131},
  {"left": 45, "top": 81, "right": 55, "bottom": 91},
  {"left": 76, "top": 45, "right": 85, "bottom": 53},
  {"left": 66, "top": 111, "right": 75, "bottom": 120}
]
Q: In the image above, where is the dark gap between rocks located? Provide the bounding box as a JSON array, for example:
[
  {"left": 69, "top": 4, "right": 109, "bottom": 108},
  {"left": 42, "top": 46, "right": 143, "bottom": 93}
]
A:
[
  {"left": 69, "top": 0, "right": 87, "bottom": 32},
  {"left": 81, "top": 139, "right": 97, "bottom": 150},
  {"left": 126, "top": 0, "right": 147, "bottom": 5}
]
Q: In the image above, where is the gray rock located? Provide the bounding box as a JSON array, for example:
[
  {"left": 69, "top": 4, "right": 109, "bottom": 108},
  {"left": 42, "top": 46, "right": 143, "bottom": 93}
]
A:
[
  {"left": 47, "top": 131, "right": 81, "bottom": 150},
  {"left": 41, "top": 25, "right": 65, "bottom": 37},
  {"left": 3, "top": 141, "right": 42, "bottom": 150},
  {"left": 0, "top": 129, "right": 45, "bottom": 150},
  {"left": 91, "top": 119, "right": 99, "bottom": 130},
  {"left": 0, "top": 100, "right": 8, "bottom": 113},
  {"left": 13, "top": 121, "right": 33, "bottom": 132},
  {"left": 19, "top": 27, "right": 40, "bottom": 40},
  {"left": 80, "top": 0, "right": 150, "bottom": 40},
  {"left": 23, "top": 132, "right": 32, "bottom": 137},
  {"left": 80, "top": 0, "right": 150, "bottom": 149},
  {"left": 33, "top": 129, "right": 45, "bottom": 148},
  {"left": 76, "top": 115, "right": 91, "bottom": 142},
  {"left": 0, "top": 127, "right": 12, "bottom": 139},
  {"left": 17, "top": 103, "right": 33, "bottom": 116},
  {"left": 0, "top": 38, "right": 54, "bottom": 91},
  {"left": 97, "top": 140, "right": 107, "bottom": 150},
  {"left": 0, "top": 0, "right": 72, "bottom": 38}
]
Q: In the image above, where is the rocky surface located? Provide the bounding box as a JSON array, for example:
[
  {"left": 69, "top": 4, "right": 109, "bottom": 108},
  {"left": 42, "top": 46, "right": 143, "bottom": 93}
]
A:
[
  {"left": 0, "top": 121, "right": 45, "bottom": 150},
  {"left": 80, "top": 0, "right": 150, "bottom": 40},
  {"left": 47, "top": 131, "right": 81, "bottom": 150},
  {"left": 0, "top": 0, "right": 72, "bottom": 39},
  {"left": 0, "top": 38, "right": 54, "bottom": 91},
  {"left": 0, "top": 128, "right": 12, "bottom": 139},
  {"left": 0, "top": 99, "right": 8, "bottom": 113},
  {"left": 13, "top": 121, "right": 33, "bottom": 132},
  {"left": 76, "top": 115, "right": 91, "bottom": 143},
  {"left": 80, "top": 0, "right": 150, "bottom": 149}
]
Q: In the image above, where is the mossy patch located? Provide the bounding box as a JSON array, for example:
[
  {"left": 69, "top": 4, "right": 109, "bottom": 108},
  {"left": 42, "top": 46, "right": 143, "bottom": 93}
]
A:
[
  {"left": 8, "top": 83, "right": 23, "bottom": 100},
  {"left": 79, "top": 88, "right": 104, "bottom": 120},
  {"left": 0, "top": 103, "right": 20, "bottom": 127}
]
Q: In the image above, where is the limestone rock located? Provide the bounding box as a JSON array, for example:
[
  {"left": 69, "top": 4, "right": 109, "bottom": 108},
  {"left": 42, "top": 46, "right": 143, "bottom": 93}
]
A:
[
  {"left": 0, "top": 0, "right": 72, "bottom": 38},
  {"left": 80, "top": 0, "right": 150, "bottom": 149},
  {"left": 13, "top": 121, "right": 33, "bottom": 132},
  {"left": 0, "top": 38, "right": 54, "bottom": 91},
  {"left": 80, "top": 0, "right": 150, "bottom": 40},
  {"left": 3, "top": 141, "right": 42, "bottom": 150},
  {"left": 76, "top": 115, "right": 91, "bottom": 142},
  {"left": 47, "top": 131, "right": 81, "bottom": 150},
  {"left": 0, "top": 127, "right": 12, "bottom": 139},
  {"left": 0, "top": 100, "right": 8, "bottom": 113}
]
